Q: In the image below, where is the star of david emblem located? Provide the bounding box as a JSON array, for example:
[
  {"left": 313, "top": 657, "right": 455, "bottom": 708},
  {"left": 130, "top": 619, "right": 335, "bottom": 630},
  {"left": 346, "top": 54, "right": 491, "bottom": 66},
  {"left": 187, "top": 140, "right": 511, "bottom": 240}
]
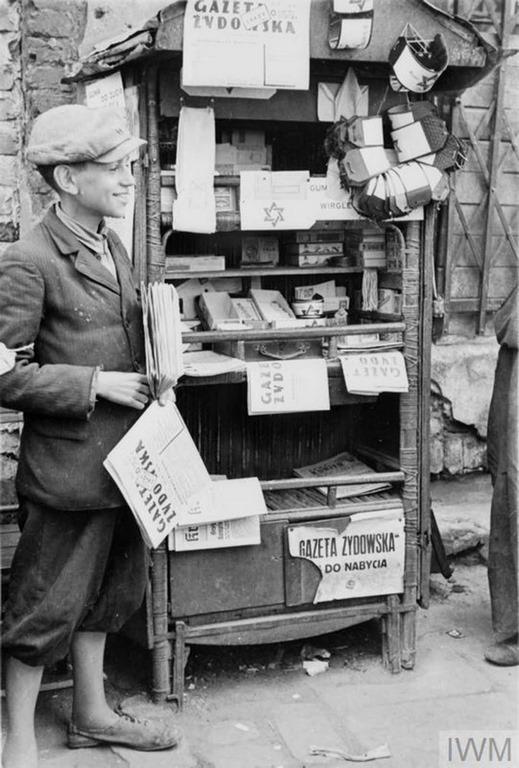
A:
[
  {"left": 417, "top": 73, "right": 438, "bottom": 92},
  {"left": 264, "top": 202, "right": 284, "bottom": 226}
]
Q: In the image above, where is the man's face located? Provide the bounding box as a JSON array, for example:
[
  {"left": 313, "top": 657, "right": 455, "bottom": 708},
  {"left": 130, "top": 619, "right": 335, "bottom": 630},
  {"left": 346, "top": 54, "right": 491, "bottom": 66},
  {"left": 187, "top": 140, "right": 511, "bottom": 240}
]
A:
[{"left": 69, "top": 157, "right": 135, "bottom": 219}]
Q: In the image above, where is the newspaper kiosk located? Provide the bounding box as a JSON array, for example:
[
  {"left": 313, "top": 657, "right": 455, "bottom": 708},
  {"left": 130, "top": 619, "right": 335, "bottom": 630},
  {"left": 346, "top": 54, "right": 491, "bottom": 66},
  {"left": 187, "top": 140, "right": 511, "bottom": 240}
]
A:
[{"left": 68, "top": 0, "right": 495, "bottom": 704}]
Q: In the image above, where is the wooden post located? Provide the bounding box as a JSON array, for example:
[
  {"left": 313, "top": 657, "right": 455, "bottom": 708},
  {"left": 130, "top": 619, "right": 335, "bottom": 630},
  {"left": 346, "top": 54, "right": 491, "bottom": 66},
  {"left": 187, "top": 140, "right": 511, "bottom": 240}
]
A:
[
  {"left": 133, "top": 70, "right": 149, "bottom": 287},
  {"left": 151, "top": 544, "right": 171, "bottom": 701},
  {"left": 146, "top": 65, "right": 164, "bottom": 284},
  {"left": 418, "top": 205, "right": 435, "bottom": 610},
  {"left": 399, "top": 220, "right": 421, "bottom": 669},
  {"left": 478, "top": 0, "right": 512, "bottom": 334}
]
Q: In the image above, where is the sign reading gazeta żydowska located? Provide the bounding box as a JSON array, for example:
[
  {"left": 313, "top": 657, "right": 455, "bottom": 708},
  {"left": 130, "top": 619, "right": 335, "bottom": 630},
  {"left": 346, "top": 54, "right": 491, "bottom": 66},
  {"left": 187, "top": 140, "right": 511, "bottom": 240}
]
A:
[
  {"left": 182, "top": 0, "right": 311, "bottom": 90},
  {"left": 288, "top": 507, "right": 405, "bottom": 602}
]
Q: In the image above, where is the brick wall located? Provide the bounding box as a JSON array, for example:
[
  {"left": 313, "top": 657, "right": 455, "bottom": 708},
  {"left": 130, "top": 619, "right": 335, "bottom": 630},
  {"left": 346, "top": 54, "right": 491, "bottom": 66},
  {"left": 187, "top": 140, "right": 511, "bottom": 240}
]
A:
[
  {"left": 0, "top": 0, "right": 22, "bottom": 248},
  {"left": 0, "top": 0, "right": 86, "bottom": 506},
  {"left": 20, "top": 0, "right": 87, "bottom": 224}
]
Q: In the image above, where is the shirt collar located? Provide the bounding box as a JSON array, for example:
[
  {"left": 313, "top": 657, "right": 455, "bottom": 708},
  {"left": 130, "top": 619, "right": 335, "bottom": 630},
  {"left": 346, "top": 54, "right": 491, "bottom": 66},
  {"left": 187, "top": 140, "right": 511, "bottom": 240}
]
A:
[{"left": 54, "top": 203, "right": 109, "bottom": 256}]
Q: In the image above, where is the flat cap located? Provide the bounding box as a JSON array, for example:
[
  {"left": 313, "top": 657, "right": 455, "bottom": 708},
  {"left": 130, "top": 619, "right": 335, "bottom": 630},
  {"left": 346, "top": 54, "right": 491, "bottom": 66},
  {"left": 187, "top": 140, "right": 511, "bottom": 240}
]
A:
[{"left": 27, "top": 104, "right": 146, "bottom": 165}]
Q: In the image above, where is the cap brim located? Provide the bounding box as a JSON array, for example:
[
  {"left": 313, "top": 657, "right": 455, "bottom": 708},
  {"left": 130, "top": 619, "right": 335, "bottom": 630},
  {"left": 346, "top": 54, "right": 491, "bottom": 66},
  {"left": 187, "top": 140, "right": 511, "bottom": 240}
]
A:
[{"left": 95, "top": 136, "right": 147, "bottom": 163}]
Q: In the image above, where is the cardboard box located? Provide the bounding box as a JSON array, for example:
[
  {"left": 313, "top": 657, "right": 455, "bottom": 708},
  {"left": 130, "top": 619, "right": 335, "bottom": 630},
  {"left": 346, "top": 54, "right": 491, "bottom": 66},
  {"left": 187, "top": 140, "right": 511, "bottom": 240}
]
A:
[
  {"left": 294, "top": 280, "right": 337, "bottom": 301},
  {"left": 231, "top": 129, "right": 266, "bottom": 146},
  {"left": 288, "top": 230, "right": 345, "bottom": 244},
  {"left": 357, "top": 253, "right": 387, "bottom": 269},
  {"left": 166, "top": 256, "right": 225, "bottom": 273},
  {"left": 285, "top": 242, "right": 344, "bottom": 256},
  {"left": 215, "top": 143, "right": 268, "bottom": 171},
  {"left": 249, "top": 289, "right": 295, "bottom": 323},
  {"left": 231, "top": 297, "right": 264, "bottom": 323},
  {"left": 286, "top": 252, "right": 333, "bottom": 267},
  {"left": 214, "top": 186, "right": 237, "bottom": 212},
  {"left": 199, "top": 292, "right": 266, "bottom": 330},
  {"left": 241, "top": 236, "right": 279, "bottom": 266}
]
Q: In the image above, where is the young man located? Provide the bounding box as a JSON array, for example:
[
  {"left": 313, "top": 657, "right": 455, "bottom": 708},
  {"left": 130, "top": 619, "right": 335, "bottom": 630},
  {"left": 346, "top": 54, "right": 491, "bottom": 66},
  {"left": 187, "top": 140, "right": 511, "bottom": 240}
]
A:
[{"left": 0, "top": 104, "right": 178, "bottom": 768}]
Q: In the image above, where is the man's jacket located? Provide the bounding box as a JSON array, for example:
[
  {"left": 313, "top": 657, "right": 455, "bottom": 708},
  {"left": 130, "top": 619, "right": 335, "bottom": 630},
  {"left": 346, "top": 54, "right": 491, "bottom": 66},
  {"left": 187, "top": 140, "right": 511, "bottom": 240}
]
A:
[{"left": 0, "top": 207, "right": 145, "bottom": 510}]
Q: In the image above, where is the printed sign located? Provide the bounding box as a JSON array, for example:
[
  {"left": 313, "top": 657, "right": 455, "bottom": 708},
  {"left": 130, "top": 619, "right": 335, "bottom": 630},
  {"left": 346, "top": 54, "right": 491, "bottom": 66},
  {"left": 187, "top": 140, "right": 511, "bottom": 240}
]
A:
[
  {"left": 84, "top": 71, "right": 126, "bottom": 113},
  {"left": 288, "top": 508, "right": 405, "bottom": 602},
  {"left": 182, "top": 0, "right": 311, "bottom": 90},
  {"left": 340, "top": 351, "right": 409, "bottom": 395},
  {"left": 240, "top": 170, "right": 315, "bottom": 230},
  {"left": 309, "top": 176, "right": 424, "bottom": 222},
  {"left": 247, "top": 359, "right": 330, "bottom": 415}
]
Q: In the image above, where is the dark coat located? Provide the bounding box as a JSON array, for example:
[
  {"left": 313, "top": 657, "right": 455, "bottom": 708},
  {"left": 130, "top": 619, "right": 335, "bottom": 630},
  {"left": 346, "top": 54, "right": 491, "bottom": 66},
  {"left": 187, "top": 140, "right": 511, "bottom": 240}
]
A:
[{"left": 0, "top": 207, "right": 145, "bottom": 510}]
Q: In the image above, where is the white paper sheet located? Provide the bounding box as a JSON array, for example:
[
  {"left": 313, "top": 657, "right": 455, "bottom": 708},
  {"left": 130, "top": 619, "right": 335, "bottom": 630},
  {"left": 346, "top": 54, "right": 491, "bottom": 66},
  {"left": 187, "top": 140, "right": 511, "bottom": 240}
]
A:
[
  {"left": 169, "top": 477, "right": 266, "bottom": 550},
  {"left": 182, "top": 0, "right": 310, "bottom": 90},
  {"left": 240, "top": 170, "right": 315, "bottom": 230},
  {"left": 340, "top": 351, "right": 409, "bottom": 394},
  {"left": 173, "top": 106, "right": 216, "bottom": 233},
  {"left": 247, "top": 359, "right": 330, "bottom": 415}
]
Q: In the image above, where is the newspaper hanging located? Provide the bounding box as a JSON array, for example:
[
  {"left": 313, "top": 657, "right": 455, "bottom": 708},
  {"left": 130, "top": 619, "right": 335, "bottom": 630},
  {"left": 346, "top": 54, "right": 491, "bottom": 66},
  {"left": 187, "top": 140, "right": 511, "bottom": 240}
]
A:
[
  {"left": 287, "top": 507, "right": 405, "bottom": 602},
  {"left": 182, "top": 0, "right": 311, "bottom": 90}
]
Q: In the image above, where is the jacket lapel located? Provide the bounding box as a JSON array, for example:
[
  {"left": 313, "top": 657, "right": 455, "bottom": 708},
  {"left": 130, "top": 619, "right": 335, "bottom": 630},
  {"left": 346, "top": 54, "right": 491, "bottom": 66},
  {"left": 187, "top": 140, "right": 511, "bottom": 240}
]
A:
[
  {"left": 108, "top": 230, "right": 139, "bottom": 311},
  {"left": 73, "top": 245, "right": 121, "bottom": 295},
  {"left": 42, "top": 208, "right": 121, "bottom": 295}
]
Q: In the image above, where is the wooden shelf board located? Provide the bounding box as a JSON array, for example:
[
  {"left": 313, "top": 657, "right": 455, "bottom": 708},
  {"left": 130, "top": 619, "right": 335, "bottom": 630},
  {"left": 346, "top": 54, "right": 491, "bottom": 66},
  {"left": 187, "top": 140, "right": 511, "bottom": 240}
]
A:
[{"left": 166, "top": 266, "right": 362, "bottom": 279}]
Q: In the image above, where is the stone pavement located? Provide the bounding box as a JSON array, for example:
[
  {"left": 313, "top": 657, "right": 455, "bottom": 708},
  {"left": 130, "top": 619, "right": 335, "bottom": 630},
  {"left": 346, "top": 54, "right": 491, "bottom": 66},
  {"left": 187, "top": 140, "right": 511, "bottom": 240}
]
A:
[{"left": 3, "top": 476, "right": 517, "bottom": 768}]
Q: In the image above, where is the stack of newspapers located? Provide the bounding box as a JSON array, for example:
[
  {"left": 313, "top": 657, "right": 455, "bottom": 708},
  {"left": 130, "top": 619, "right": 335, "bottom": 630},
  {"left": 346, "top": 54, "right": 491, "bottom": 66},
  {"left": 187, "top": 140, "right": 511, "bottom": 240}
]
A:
[{"left": 141, "top": 281, "right": 184, "bottom": 400}]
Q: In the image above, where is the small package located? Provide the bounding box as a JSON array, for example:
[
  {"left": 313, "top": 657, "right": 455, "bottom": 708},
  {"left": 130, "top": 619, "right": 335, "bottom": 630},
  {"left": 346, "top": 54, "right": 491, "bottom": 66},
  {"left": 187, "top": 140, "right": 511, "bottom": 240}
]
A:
[
  {"left": 249, "top": 289, "right": 295, "bottom": 323},
  {"left": 166, "top": 255, "right": 225, "bottom": 273},
  {"left": 241, "top": 236, "right": 279, "bottom": 267}
]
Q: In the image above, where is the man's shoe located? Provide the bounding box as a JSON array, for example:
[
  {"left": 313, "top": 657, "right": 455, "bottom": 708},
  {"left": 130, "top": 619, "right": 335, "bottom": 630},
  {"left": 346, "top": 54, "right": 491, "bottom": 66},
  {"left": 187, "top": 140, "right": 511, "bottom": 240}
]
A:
[
  {"left": 67, "top": 712, "right": 179, "bottom": 751},
  {"left": 484, "top": 641, "right": 519, "bottom": 667}
]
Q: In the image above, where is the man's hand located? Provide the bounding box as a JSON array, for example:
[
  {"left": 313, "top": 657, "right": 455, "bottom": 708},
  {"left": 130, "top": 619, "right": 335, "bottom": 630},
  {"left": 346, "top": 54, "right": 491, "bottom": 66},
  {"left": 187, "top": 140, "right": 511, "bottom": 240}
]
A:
[{"left": 96, "top": 372, "right": 150, "bottom": 410}]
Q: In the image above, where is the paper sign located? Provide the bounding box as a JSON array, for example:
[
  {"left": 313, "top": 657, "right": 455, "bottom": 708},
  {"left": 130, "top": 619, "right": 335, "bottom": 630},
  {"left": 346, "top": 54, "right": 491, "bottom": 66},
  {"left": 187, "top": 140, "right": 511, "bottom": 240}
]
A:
[
  {"left": 288, "top": 507, "right": 405, "bottom": 602},
  {"left": 247, "top": 359, "right": 330, "bottom": 415},
  {"left": 240, "top": 170, "right": 315, "bottom": 230},
  {"left": 340, "top": 351, "right": 409, "bottom": 395},
  {"left": 309, "top": 176, "right": 424, "bottom": 222},
  {"left": 85, "top": 71, "right": 126, "bottom": 112},
  {"left": 182, "top": 0, "right": 311, "bottom": 90}
]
